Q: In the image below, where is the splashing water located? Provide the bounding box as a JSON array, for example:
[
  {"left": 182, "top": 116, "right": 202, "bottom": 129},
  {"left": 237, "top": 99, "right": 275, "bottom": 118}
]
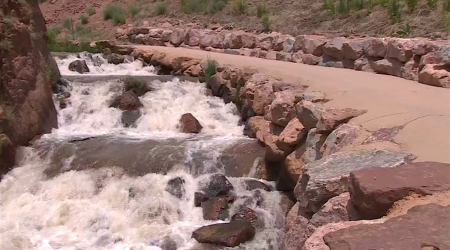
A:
[
  {"left": 0, "top": 54, "right": 286, "bottom": 250},
  {"left": 54, "top": 53, "right": 156, "bottom": 76}
]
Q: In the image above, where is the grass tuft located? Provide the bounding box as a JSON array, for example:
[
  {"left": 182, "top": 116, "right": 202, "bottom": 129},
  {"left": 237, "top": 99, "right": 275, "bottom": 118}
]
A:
[
  {"left": 405, "top": 0, "right": 418, "bottom": 11},
  {"left": 79, "top": 14, "right": 88, "bottom": 24},
  {"left": 256, "top": 4, "right": 268, "bottom": 17},
  {"left": 62, "top": 17, "right": 72, "bottom": 30},
  {"left": 204, "top": 59, "right": 218, "bottom": 86},
  {"left": 388, "top": 0, "right": 401, "bottom": 23},
  {"left": 156, "top": 3, "right": 168, "bottom": 15},
  {"left": 128, "top": 5, "right": 140, "bottom": 18},
  {"left": 233, "top": 0, "right": 247, "bottom": 15},
  {"left": 87, "top": 7, "right": 96, "bottom": 16},
  {"left": 181, "top": 0, "right": 228, "bottom": 14},
  {"left": 103, "top": 5, "right": 126, "bottom": 26},
  {"left": 262, "top": 14, "right": 271, "bottom": 32}
]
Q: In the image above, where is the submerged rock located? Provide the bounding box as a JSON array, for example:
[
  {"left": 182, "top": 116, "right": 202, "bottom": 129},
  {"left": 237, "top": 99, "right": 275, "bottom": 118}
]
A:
[
  {"left": 202, "top": 174, "right": 234, "bottom": 198},
  {"left": 111, "top": 90, "right": 143, "bottom": 111},
  {"left": 68, "top": 60, "right": 90, "bottom": 74},
  {"left": 107, "top": 53, "right": 125, "bottom": 65},
  {"left": 243, "top": 179, "right": 272, "bottom": 191},
  {"left": 179, "top": 113, "right": 203, "bottom": 133},
  {"left": 231, "top": 207, "right": 261, "bottom": 228},
  {"left": 192, "top": 221, "right": 256, "bottom": 247},
  {"left": 165, "top": 177, "right": 186, "bottom": 199},
  {"left": 121, "top": 110, "right": 141, "bottom": 128}
]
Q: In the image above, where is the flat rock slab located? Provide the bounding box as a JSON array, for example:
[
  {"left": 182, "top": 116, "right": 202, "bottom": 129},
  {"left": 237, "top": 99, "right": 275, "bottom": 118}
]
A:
[
  {"left": 192, "top": 221, "right": 256, "bottom": 247},
  {"left": 350, "top": 161, "right": 450, "bottom": 219},
  {"left": 324, "top": 204, "right": 450, "bottom": 250},
  {"left": 295, "top": 149, "right": 414, "bottom": 213}
]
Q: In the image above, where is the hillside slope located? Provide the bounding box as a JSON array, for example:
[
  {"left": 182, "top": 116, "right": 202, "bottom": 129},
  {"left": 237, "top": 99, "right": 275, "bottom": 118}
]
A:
[{"left": 39, "top": 0, "right": 450, "bottom": 41}]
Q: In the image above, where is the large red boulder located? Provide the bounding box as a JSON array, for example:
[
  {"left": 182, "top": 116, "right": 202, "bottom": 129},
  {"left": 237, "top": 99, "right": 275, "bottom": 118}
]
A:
[
  {"left": 349, "top": 161, "right": 450, "bottom": 219},
  {"left": 179, "top": 113, "right": 203, "bottom": 133}
]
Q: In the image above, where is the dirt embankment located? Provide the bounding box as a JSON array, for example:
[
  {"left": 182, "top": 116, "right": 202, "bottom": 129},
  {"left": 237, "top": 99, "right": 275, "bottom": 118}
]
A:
[{"left": 39, "top": 0, "right": 449, "bottom": 41}]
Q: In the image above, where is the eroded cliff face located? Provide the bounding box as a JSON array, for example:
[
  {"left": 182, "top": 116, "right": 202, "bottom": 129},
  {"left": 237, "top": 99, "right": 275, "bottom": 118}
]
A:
[{"left": 0, "top": 0, "right": 59, "bottom": 175}]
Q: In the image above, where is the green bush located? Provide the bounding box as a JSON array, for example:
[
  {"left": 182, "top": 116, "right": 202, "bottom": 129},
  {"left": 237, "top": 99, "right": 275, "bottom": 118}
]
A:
[
  {"left": 79, "top": 14, "right": 88, "bottom": 24},
  {"left": 62, "top": 17, "right": 72, "bottom": 30},
  {"left": 0, "top": 40, "right": 11, "bottom": 52},
  {"left": 356, "top": 0, "right": 364, "bottom": 10},
  {"left": 87, "top": 7, "right": 96, "bottom": 16},
  {"left": 324, "top": 0, "right": 336, "bottom": 14},
  {"left": 445, "top": 0, "right": 450, "bottom": 12},
  {"left": 233, "top": 0, "right": 247, "bottom": 15},
  {"left": 204, "top": 59, "right": 218, "bottom": 86},
  {"left": 103, "top": 5, "right": 126, "bottom": 25},
  {"left": 129, "top": 5, "right": 140, "bottom": 17},
  {"left": 181, "top": 0, "right": 228, "bottom": 14},
  {"left": 156, "top": 3, "right": 167, "bottom": 15},
  {"left": 262, "top": 14, "right": 271, "bottom": 32},
  {"left": 389, "top": 0, "right": 401, "bottom": 23},
  {"left": 256, "top": 4, "right": 268, "bottom": 17},
  {"left": 338, "top": 0, "right": 347, "bottom": 13},
  {"left": 47, "top": 25, "right": 61, "bottom": 44},
  {"left": 405, "top": 0, "right": 418, "bottom": 11},
  {"left": 396, "top": 23, "right": 412, "bottom": 37}
]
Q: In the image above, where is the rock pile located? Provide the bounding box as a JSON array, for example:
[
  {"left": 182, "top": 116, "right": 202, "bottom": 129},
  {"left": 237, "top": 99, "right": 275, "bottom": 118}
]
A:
[
  {"left": 116, "top": 27, "right": 450, "bottom": 88},
  {"left": 103, "top": 44, "right": 450, "bottom": 249}
]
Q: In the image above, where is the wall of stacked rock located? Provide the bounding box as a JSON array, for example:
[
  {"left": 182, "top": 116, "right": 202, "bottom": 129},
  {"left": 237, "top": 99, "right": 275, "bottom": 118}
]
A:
[
  {"left": 116, "top": 27, "right": 450, "bottom": 88},
  {"left": 107, "top": 43, "right": 450, "bottom": 249}
]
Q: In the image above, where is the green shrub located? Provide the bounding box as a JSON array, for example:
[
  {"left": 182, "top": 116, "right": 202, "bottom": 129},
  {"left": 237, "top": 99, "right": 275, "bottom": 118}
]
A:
[
  {"left": 324, "top": 0, "right": 336, "bottom": 14},
  {"left": 103, "top": 5, "right": 126, "bottom": 25},
  {"left": 128, "top": 5, "right": 140, "bottom": 17},
  {"left": 0, "top": 40, "right": 11, "bottom": 51},
  {"left": 445, "top": 0, "right": 450, "bottom": 12},
  {"left": 396, "top": 23, "right": 412, "bottom": 37},
  {"left": 38, "top": 0, "right": 47, "bottom": 3},
  {"left": 262, "top": 14, "right": 271, "bottom": 32},
  {"left": 405, "top": 0, "right": 418, "bottom": 11},
  {"left": 124, "top": 77, "right": 149, "bottom": 96},
  {"left": 156, "top": 3, "right": 167, "bottom": 15},
  {"left": 389, "top": 0, "right": 401, "bottom": 23},
  {"left": 79, "top": 14, "right": 88, "bottom": 24},
  {"left": 356, "top": 0, "right": 364, "bottom": 10},
  {"left": 204, "top": 59, "right": 218, "bottom": 86},
  {"left": 181, "top": 0, "right": 228, "bottom": 14},
  {"left": 87, "top": 7, "right": 96, "bottom": 16},
  {"left": 256, "top": 4, "right": 268, "bottom": 17},
  {"left": 233, "top": 0, "right": 247, "bottom": 15},
  {"left": 62, "top": 17, "right": 72, "bottom": 30},
  {"left": 4, "top": 16, "right": 17, "bottom": 28},
  {"left": 47, "top": 25, "right": 61, "bottom": 44},
  {"left": 338, "top": 0, "right": 347, "bottom": 13}
]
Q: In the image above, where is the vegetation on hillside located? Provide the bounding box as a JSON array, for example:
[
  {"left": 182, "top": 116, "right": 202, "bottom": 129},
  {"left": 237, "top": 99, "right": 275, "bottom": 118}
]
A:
[{"left": 39, "top": 0, "right": 450, "bottom": 38}]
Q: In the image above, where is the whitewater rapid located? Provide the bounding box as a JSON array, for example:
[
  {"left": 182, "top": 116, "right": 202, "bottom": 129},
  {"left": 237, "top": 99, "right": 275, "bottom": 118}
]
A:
[{"left": 0, "top": 53, "right": 285, "bottom": 250}]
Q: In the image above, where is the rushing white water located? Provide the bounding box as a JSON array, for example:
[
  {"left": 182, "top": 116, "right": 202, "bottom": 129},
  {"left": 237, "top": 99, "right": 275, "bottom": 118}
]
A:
[
  {"left": 54, "top": 53, "right": 156, "bottom": 76},
  {"left": 0, "top": 54, "right": 285, "bottom": 250}
]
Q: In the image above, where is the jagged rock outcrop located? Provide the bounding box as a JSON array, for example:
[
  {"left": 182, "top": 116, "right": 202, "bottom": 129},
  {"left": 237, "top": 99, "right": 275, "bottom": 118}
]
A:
[{"left": 0, "top": 0, "right": 59, "bottom": 175}]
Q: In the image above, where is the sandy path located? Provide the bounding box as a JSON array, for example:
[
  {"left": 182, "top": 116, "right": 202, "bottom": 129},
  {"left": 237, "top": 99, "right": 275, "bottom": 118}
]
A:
[{"left": 131, "top": 45, "right": 450, "bottom": 163}]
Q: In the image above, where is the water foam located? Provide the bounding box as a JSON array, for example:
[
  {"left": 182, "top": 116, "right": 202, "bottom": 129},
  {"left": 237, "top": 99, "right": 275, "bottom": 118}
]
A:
[{"left": 54, "top": 53, "right": 155, "bottom": 76}]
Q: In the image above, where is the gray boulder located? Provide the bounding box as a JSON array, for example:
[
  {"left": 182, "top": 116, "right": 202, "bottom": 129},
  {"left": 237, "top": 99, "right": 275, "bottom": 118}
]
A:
[{"left": 294, "top": 149, "right": 415, "bottom": 213}]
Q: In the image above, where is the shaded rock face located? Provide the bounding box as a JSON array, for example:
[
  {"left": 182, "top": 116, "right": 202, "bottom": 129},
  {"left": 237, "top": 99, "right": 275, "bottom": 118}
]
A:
[
  {"left": 202, "top": 174, "right": 234, "bottom": 198},
  {"left": 0, "top": 0, "right": 58, "bottom": 174},
  {"left": 294, "top": 149, "right": 415, "bottom": 213},
  {"left": 68, "top": 60, "right": 90, "bottom": 73},
  {"left": 192, "top": 221, "right": 256, "bottom": 247},
  {"left": 349, "top": 161, "right": 450, "bottom": 219},
  {"left": 323, "top": 204, "right": 450, "bottom": 250},
  {"left": 244, "top": 179, "right": 272, "bottom": 191},
  {"left": 302, "top": 129, "right": 327, "bottom": 164},
  {"left": 179, "top": 113, "right": 203, "bottom": 133},
  {"left": 107, "top": 53, "right": 125, "bottom": 65},
  {"left": 121, "top": 110, "right": 141, "bottom": 128}
]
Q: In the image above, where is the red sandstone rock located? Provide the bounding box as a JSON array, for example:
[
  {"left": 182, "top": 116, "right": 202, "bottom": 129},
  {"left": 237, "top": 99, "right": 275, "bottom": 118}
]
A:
[
  {"left": 418, "top": 64, "right": 450, "bottom": 88},
  {"left": 364, "top": 37, "right": 388, "bottom": 58},
  {"left": 270, "top": 91, "right": 297, "bottom": 127},
  {"left": 294, "top": 35, "right": 328, "bottom": 56},
  {"left": 179, "top": 113, "right": 203, "bottom": 133},
  {"left": 349, "top": 161, "right": 450, "bottom": 219},
  {"left": 323, "top": 37, "right": 347, "bottom": 61},
  {"left": 386, "top": 38, "right": 414, "bottom": 62},
  {"left": 316, "top": 108, "right": 367, "bottom": 133}
]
